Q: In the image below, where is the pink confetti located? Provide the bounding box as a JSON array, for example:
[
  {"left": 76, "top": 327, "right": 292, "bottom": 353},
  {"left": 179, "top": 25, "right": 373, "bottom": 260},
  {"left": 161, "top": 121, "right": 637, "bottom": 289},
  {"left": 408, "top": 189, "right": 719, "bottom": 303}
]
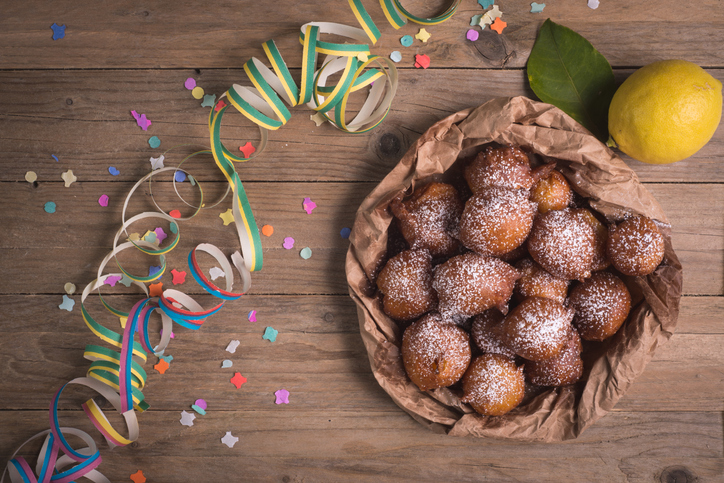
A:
[
  {"left": 98, "top": 194, "right": 109, "bottom": 207},
  {"left": 466, "top": 29, "right": 479, "bottom": 41},
  {"left": 184, "top": 78, "right": 196, "bottom": 90},
  {"left": 194, "top": 399, "right": 207, "bottom": 411},
  {"left": 104, "top": 275, "right": 122, "bottom": 287},
  {"left": 283, "top": 237, "right": 295, "bottom": 249},
  {"left": 274, "top": 389, "right": 290, "bottom": 404},
  {"left": 130, "top": 110, "right": 152, "bottom": 131},
  {"left": 248, "top": 310, "right": 257, "bottom": 322},
  {"left": 154, "top": 226, "right": 167, "bottom": 244},
  {"left": 302, "top": 197, "right": 317, "bottom": 215}
]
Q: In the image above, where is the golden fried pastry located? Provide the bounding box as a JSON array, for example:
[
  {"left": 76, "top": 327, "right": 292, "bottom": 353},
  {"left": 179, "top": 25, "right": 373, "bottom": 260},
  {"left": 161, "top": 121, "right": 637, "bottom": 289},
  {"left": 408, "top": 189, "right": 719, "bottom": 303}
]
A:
[
  {"left": 401, "top": 313, "right": 472, "bottom": 391},
  {"left": 527, "top": 208, "right": 595, "bottom": 281},
  {"left": 514, "top": 258, "right": 569, "bottom": 305},
  {"left": 530, "top": 169, "right": 573, "bottom": 214},
  {"left": 432, "top": 252, "right": 520, "bottom": 324},
  {"left": 390, "top": 182, "right": 464, "bottom": 258},
  {"left": 497, "top": 243, "right": 529, "bottom": 264},
  {"left": 464, "top": 144, "right": 534, "bottom": 193},
  {"left": 526, "top": 325, "right": 583, "bottom": 386},
  {"left": 461, "top": 353, "right": 525, "bottom": 416},
  {"left": 376, "top": 249, "right": 437, "bottom": 321},
  {"left": 572, "top": 208, "right": 610, "bottom": 271},
  {"left": 607, "top": 215, "right": 665, "bottom": 276},
  {"left": 569, "top": 271, "right": 632, "bottom": 341},
  {"left": 470, "top": 309, "right": 516, "bottom": 358},
  {"left": 457, "top": 187, "right": 537, "bottom": 257},
  {"left": 499, "top": 296, "right": 574, "bottom": 361}
]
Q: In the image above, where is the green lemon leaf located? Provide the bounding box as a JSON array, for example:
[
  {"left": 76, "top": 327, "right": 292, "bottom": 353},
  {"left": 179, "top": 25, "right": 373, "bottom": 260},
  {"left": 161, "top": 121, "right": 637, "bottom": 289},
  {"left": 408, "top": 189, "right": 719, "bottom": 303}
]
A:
[{"left": 527, "top": 18, "right": 616, "bottom": 142}]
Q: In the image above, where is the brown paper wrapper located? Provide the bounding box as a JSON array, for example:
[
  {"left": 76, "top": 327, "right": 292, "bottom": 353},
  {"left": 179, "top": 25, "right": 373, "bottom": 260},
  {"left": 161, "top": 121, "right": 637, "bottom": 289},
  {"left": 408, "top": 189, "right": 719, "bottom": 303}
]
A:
[{"left": 345, "top": 96, "right": 683, "bottom": 441}]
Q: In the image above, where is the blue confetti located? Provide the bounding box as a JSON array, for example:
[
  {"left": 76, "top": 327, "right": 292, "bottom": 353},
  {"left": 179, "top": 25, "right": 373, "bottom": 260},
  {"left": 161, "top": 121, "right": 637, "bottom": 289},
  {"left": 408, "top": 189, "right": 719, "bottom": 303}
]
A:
[
  {"left": 51, "top": 154, "right": 59, "bottom": 162},
  {"left": 59, "top": 295, "right": 75, "bottom": 312},
  {"left": 50, "top": 23, "right": 66, "bottom": 41},
  {"left": 530, "top": 2, "right": 545, "bottom": 13},
  {"left": 108, "top": 166, "right": 120, "bottom": 176},
  {"left": 148, "top": 265, "right": 162, "bottom": 277},
  {"left": 340, "top": 227, "right": 351, "bottom": 239},
  {"left": 174, "top": 170, "right": 187, "bottom": 182}
]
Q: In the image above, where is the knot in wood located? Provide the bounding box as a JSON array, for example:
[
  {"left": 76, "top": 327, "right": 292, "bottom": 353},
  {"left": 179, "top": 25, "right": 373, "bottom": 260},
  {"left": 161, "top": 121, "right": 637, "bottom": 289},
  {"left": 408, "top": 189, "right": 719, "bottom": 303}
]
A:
[
  {"left": 66, "top": 98, "right": 73, "bottom": 105},
  {"left": 378, "top": 132, "right": 401, "bottom": 158},
  {"left": 324, "top": 312, "right": 334, "bottom": 322},
  {"left": 660, "top": 466, "right": 698, "bottom": 483}
]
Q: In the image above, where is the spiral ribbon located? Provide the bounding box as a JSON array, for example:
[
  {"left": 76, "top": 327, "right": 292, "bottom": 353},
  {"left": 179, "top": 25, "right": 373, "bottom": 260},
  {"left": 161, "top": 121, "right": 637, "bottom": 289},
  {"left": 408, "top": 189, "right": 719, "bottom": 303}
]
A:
[{"left": 2, "top": 1, "right": 460, "bottom": 481}]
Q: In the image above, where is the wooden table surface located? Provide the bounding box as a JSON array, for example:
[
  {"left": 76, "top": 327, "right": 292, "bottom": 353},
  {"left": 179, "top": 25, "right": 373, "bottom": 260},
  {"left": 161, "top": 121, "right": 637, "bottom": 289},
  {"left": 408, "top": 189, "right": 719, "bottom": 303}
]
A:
[{"left": 1, "top": 1, "right": 722, "bottom": 482}]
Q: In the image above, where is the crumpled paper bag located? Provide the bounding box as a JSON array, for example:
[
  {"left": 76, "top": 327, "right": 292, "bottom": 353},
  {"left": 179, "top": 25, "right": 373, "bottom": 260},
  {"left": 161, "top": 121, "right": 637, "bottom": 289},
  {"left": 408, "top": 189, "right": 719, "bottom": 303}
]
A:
[{"left": 345, "top": 96, "right": 683, "bottom": 441}]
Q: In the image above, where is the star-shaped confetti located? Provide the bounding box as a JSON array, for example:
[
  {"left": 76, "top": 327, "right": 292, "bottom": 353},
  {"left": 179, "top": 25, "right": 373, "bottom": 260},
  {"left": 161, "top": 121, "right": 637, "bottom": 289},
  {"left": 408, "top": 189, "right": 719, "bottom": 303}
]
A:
[
  {"left": 154, "top": 227, "right": 168, "bottom": 244},
  {"left": 148, "top": 265, "right": 162, "bottom": 278},
  {"left": 201, "top": 94, "right": 216, "bottom": 107},
  {"left": 302, "top": 197, "right": 317, "bottom": 214},
  {"left": 487, "top": 5, "right": 503, "bottom": 19},
  {"left": 471, "top": 14, "right": 483, "bottom": 26},
  {"left": 530, "top": 2, "right": 545, "bottom": 13},
  {"left": 214, "top": 99, "right": 227, "bottom": 112},
  {"left": 159, "top": 354, "right": 173, "bottom": 363},
  {"left": 248, "top": 310, "right": 257, "bottom": 322},
  {"left": 226, "top": 340, "right": 240, "bottom": 353},
  {"left": 219, "top": 209, "right": 234, "bottom": 226},
  {"left": 230, "top": 372, "right": 247, "bottom": 389},
  {"left": 415, "top": 28, "right": 431, "bottom": 43},
  {"left": 263, "top": 326, "right": 278, "bottom": 342},
  {"left": 154, "top": 358, "right": 170, "bottom": 374},
  {"left": 131, "top": 110, "right": 152, "bottom": 131},
  {"left": 129, "top": 470, "right": 146, "bottom": 483},
  {"left": 171, "top": 269, "right": 186, "bottom": 285},
  {"left": 120, "top": 275, "right": 133, "bottom": 287},
  {"left": 180, "top": 410, "right": 196, "bottom": 427},
  {"left": 104, "top": 275, "right": 122, "bottom": 287},
  {"left": 98, "top": 194, "right": 109, "bottom": 207},
  {"left": 61, "top": 170, "right": 77, "bottom": 187},
  {"left": 143, "top": 231, "right": 157, "bottom": 244},
  {"left": 150, "top": 155, "right": 165, "bottom": 170},
  {"left": 491, "top": 17, "right": 507, "bottom": 34},
  {"left": 209, "top": 267, "right": 225, "bottom": 280},
  {"left": 310, "top": 112, "right": 326, "bottom": 127},
  {"left": 50, "top": 23, "right": 66, "bottom": 40},
  {"left": 479, "top": 13, "right": 493, "bottom": 28},
  {"left": 221, "top": 359, "right": 233, "bottom": 368},
  {"left": 478, "top": 0, "right": 494, "bottom": 8},
  {"left": 239, "top": 141, "right": 256, "bottom": 158},
  {"left": 59, "top": 295, "right": 75, "bottom": 312},
  {"left": 221, "top": 431, "right": 239, "bottom": 448},
  {"left": 149, "top": 282, "right": 163, "bottom": 297},
  {"left": 274, "top": 389, "right": 290, "bottom": 405},
  {"left": 414, "top": 54, "right": 431, "bottom": 69}
]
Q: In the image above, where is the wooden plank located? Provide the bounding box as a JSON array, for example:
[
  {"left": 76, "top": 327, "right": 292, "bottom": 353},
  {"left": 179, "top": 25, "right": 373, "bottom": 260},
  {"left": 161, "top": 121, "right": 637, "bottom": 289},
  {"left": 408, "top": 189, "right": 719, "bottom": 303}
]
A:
[
  {"left": 1, "top": 69, "right": 723, "bottom": 183},
  {"left": 1, "top": 410, "right": 721, "bottom": 482},
  {"left": 0, "top": 1, "right": 723, "bottom": 70}
]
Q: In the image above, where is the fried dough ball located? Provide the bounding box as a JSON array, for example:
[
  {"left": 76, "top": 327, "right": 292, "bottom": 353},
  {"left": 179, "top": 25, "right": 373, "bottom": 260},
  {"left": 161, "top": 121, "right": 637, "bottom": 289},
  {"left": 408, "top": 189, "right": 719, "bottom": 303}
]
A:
[
  {"left": 569, "top": 271, "right": 632, "bottom": 341},
  {"left": 389, "top": 182, "right": 464, "bottom": 259},
  {"left": 497, "top": 243, "right": 529, "bottom": 264},
  {"left": 607, "top": 215, "right": 665, "bottom": 276},
  {"left": 458, "top": 187, "right": 537, "bottom": 257},
  {"left": 530, "top": 169, "right": 573, "bottom": 214},
  {"left": 470, "top": 310, "right": 516, "bottom": 358},
  {"left": 499, "top": 296, "right": 574, "bottom": 361},
  {"left": 527, "top": 208, "right": 595, "bottom": 281},
  {"left": 432, "top": 252, "right": 520, "bottom": 324},
  {"left": 461, "top": 354, "right": 525, "bottom": 416},
  {"left": 526, "top": 325, "right": 583, "bottom": 386},
  {"left": 514, "top": 258, "right": 569, "bottom": 305},
  {"left": 376, "top": 249, "right": 437, "bottom": 321},
  {"left": 464, "top": 144, "right": 535, "bottom": 194},
  {"left": 572, "top": 208, "right": 610, "bottom": 271},
  {"left": 401, "top": 313, "right": 472, "bottom": 391}
]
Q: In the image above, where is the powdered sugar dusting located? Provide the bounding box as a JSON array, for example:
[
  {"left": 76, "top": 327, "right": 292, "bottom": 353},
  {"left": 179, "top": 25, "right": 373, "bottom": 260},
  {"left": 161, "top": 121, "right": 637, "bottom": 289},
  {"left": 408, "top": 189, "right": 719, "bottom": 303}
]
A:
[
  {"left": 377, "top": 249, "right": 437, "bottom": 320},
  {"left": 471, "top": 310, "right": 516, "bottom": 358},
  {"left": 501, "top": 297, "right": 573, "bottom": 361},
  {"left": 570, "top": 272, "right": 631, "bottom": 341},
  {"left": 461, "top": 354, "right": 525, "bottom": 416},
  {"left": 464, "top": 144, "right": 534, "bottom": 193},
  {"left": 607, "top": 215, "right": 665, "bottom": 276}
]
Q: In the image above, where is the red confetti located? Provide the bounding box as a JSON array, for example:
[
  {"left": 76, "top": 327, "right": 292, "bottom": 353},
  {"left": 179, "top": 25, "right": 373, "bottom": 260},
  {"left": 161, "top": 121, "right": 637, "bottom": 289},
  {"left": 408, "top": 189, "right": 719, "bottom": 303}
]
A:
[
  {"left": 414, "top": 54, "right": 430, "bottom": 69},
  {"left": 171, "top": 269, "right": 187, "bottom": 285},
  {"left": 230, "top": 372, "right": 247, "bottom": 389},
  {"left": 169, "top": 209, "right": 182, "bottom": 219},
  {"left": 214, "top": 100, "right": 227, "bottom": 112},
  {"left": 239, "top": 141, "right": 256, "bottom": 158}
]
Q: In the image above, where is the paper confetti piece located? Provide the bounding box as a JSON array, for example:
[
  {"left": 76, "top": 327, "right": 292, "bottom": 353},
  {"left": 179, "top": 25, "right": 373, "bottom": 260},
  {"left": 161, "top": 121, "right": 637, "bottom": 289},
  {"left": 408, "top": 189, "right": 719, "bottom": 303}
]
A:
[
  {"left": 104, "top": 275, "right": 122, "bottom": 287},
  {"left": 239, "top": 141, "right": 256, "bottom": 158},
  {"left": 131, "top": 110, "right": 152, "bottom": 131},
  {"left": 248, "top": 310, "right": 257, "bottom": 322},
  {"left": 466, "top": 29, "right": 480, "bottom": 41},
  {"left": 154, "top": 227, "right": 167, "bottom": 244},
  {"left": 150, "top": 155, "right": 165, "bottom": 170},
  {"left": 588, "top": 0, "right": 599, "bottom": 8},
  {"left": 174, "top": 170, "right": 186, "bottom": 183},
  {"left": 221, "top": 431, "right": 239, "bottom": 448},
  {"left": 340, "top": 227, "right": 351, "bottom": 239},
  {"left": 487, "top": 5, "right": 503, "bottom": 19},
  {"left": 169, "top": 209, "right": 182, "bottom": 219},
  {"left": 148, "top": 136, "right": 161, "bottom": 149},
  {"left": 25, "top": 171, "right": 37, "bottom": 183},
  {"left": 226, "top": 340, "right": 240, "bottom": 353},
  {"left": 51, "top": 154, "right": 59, "bottom": 162},
  {"left": 530, "top": 2, "right": 545, "bottom": 12},
  {"left": 64, "top": 282, "right": 76, "bottom": 295},
  {"left": 414, "top": 54, "right": 431, "bottom": 69},
  {"left": 159, "top": 354, "right": 173, "bottom": 363},
  {"left": 490, "top": 17, "right": 507, "bottom": 34},
  {"left": 263, "top": 326, "right": 278, "bottom": 342},
  {"left": 390, "top": 51, "right": 402, "bottom": 63},
  {"left": 357, "top": 51, "right": 369, "bottom": 62},
  {"left": 154, "top": 358, "right": 169, "bottom": 374},
  {"left": 302, "top": 197, "right": 317, "bottom": 214},
  {"left": 201, "top": 94, "right": 216, "bottom": 107},
  {"left": 129, "top": 470, "right": 146, "bottom": 483},
  {"left": 400, "top": 35, "right": 413, "bottom": 47},
  {"left": 261, "top": 224, "right": 274, "bottom": 237},
  {"left": 300, "top": 247, "right": 312, "bottom": 260},
  {"left": 120, "top": 275, "right": 133, "bottom": 287},
  {"left": 471, "top": 14, "right": 483, "bottom": 26},
  {"left": 184, "top": 78, "right": 196, "bottom": 90},
  {"left": 50, "top": 23, "right": 66, "bottom": 40},
  {"left": 61, "top": 169, "right": 77, "bottom": 188},
  {"left": 274, "top": 389, "right": 290, "bottom": 405},
  {"left": 214, "top": 100, "right": 227, "bottom": 112},
  {"left": 59, "top": 295, "right": 75, "bottom": 312},
  {"left": 230, "top": 372, "right": 247, "bottom": 389},
  {"left": 148, "top": 265, "right": 162, "bottom": 278},
  {"left": 160, "top": 328, "right": 174, "bottom": 339},
  {"left": 221, "top": 360, "right": 233, "bottom": 368},
  {"left": 191, "top": 86, "right": 205, "bottom": 99},
  {"left": 209, "top": 267, "right": 225, "bottom": 280},
  {"left": 180, "top": 410, "right": 196, "bottom": 427},
  {"left": 283, "top": 237, "right": 295, "bottom": 249},
  {"left": 192, "top": 399, "right": 207, "bottom": 415},
  {"left": 108, "top": 166, "right": 120, "bottom": 176},
  {"left": 149, "top": 282, "right": 163, "bottom": 297},
  {"left": 479, "top": 0, "right": 494, "bottom": 8},
  {"left": 310, "top": 112, "right": 326, "bottom": 127},
  {"left": 44, "top": 202, "right": 56, "bottom": 213},
  {"left": 415, "top": 28, "right": 431, "bottom": 43},
  {"left": 171, "top": 269, "right": 186, "bottom": 285},
  {"left": 219, "top": 209, "right": 235, "bottom": 226},
  {"left": 98, "top": 194, "right": 109, "bottom": 207}
]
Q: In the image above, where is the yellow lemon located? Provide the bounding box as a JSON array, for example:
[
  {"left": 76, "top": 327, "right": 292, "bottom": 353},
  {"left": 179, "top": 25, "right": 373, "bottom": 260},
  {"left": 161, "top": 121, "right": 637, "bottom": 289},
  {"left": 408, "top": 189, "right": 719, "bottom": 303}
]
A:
[{"left": 608, "top": 59, "right": 722, "bottom": 164}]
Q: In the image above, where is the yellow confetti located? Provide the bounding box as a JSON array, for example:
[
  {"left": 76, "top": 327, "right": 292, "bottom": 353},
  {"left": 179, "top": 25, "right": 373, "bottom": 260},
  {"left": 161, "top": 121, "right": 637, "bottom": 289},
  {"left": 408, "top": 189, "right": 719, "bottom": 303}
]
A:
[
  {"left": 310, "top": 112, "right": 326, "bottom": 127},
  {"left": 128, "top": 233, "right": 141, "bottom": 242},
  {"left": 119, "top": 316, "right": 127, "bottom": 329},
  {"left": 61, "top": 169, "right": 77, "bottom": 187},
  {"left": 191, "top": 86, "right": 205, "bottom": 100},
  {"left": 64, "top": 282, "right": 76, "bottom": 295},
  {"left": 415, "top": 28, "right": 431, "bottom": 43},
  {"left": 357, "top": 52, "right": 369, "bottom": 62},
  {"left": 25, "top": 171, "right": 37, "bottom": 183},
  {"left": 219, "top": 208, "right": 235, "bottom": 226}
]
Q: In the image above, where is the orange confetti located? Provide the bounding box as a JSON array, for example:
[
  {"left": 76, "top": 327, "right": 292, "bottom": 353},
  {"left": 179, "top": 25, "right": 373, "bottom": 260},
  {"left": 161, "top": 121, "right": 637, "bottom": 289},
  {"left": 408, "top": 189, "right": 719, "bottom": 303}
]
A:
[
  {"left": 154, "top": 358, "right": 169, "bottom": 375},
  {"left": 130, "top": 470, "right": 146, "bottom": 483},
  {"left": 261, "top": 224, "right": 274, "bottom": 237},
  {"left": 149, "top": 282, "right": 163, "bottom": 297},
  {"left": 490, "top": 17, "right": 507, "bottom": 34}
]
